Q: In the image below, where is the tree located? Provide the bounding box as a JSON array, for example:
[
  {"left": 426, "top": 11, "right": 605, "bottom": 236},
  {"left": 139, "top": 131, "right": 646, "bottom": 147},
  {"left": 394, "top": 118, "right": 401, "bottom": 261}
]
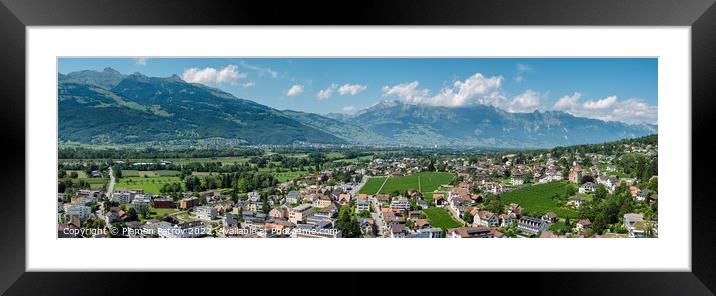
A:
[
  {"left": 594, "top": 184, "right": 608, "bottom": 203},
  {"left": 592, "top": 212, "right": 608, "bottom": 234},
  {"left": 580, "top": 175, "right": 595, "bottom": 184},
  {"left": 462, "top": 211, "right": 474, "bottom": 224},
  {"left": 336, "top": 205, "right": 361, "bottom": 238},
  {"left": 126, "top": 207, "right": 139, "bottom": 221},
  {"left": 523, "top": 172, "right": 534, "bottom": 184},
  {"left": 427, "top": 159, "right": 436, "bottom": 172},
  {"left": 565, "top": 184, "right": 578, "bottom": 196}
]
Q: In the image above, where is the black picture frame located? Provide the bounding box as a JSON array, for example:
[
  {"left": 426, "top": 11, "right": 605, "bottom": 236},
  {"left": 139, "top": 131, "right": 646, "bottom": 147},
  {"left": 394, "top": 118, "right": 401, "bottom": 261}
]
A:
[{"left": 1, "top": 0, "right": 714, "bottom": 295}]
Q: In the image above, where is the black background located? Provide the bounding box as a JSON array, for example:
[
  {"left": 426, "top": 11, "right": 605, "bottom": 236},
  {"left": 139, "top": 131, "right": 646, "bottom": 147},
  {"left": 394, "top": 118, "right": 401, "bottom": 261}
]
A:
[{"left": 1, "top": 0, "right": 714, "bottom": 295}]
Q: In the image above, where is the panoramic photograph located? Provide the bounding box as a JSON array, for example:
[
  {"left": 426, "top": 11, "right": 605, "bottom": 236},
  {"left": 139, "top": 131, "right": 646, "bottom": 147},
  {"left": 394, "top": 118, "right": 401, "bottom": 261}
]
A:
[{"left": 57, "top": 58, "right": 658, "bottom": 239}]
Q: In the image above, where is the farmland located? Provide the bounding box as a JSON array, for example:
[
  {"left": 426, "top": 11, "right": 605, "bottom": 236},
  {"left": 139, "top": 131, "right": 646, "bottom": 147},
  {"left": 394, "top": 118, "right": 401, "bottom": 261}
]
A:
[
  {"left": 423, "top": 207, "right": 463, "bottom": 230},
  {"left": 121, "top": 170, "right": 180, "bottom": 177},
  {"left": 358, "top": 172, "right": 454, "bottom": 196},
  {"left": 114, "top": 176, "right": 183, "bottom": 194},
  {"left": 499, "top": 182, "right": 578, "bottom": 219},
  {"left": 77, "top": 178, "right": 108, "bottom": 190},
  {"left": 358, "top": 177, "right": 388, "bottom": 195},
  {"left": 273, "top": 171, "right": 308, "bottom": 182}
]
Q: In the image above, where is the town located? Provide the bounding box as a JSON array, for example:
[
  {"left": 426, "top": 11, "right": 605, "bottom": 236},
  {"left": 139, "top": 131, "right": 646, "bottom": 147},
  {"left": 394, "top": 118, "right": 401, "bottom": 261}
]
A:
[{"left": 57, "top": 135, "right": 658, "bottom": 239}]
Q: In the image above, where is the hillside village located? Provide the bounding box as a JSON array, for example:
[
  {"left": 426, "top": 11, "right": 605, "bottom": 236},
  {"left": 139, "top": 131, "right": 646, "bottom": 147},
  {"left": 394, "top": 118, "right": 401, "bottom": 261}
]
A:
[{"left": 58, "top": 135, "right": 658, "bottom": 239}]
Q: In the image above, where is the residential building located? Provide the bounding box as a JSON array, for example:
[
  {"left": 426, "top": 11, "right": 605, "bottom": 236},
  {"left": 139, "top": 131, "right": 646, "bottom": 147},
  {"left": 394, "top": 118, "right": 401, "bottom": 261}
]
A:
[
  {"left": 576, "top": 219, "right": 592, "bottom": 231},
  {"left": 356, "top": 199, "right": 371, "bottom": 212},
  {"left": 289, "top": 204, "right": 314, "bottom": 225},
  {"left": 286, "top": 191, "right": 301, "bottom": 204},
  {"left": 474, "top": 210, "right": 499, "bottom": 227},
  {"left": 448, "top": 226, "right": 497, "bottom": 238},
  {"left": 180, "top": 196, "right": 200, "bottom": 209},
  {"left": 195, "top": 206, "right": 217, "bottom": 221},
  {"left": 63, "top": 204, "right": 91, "bottom": 221},
  {"left": 579, "top": 182, "right": 596, "bottom": 194},
  {"left": 390, "top": 196, "right": 411, "bottom": 211},
  {"left": 415, "top": 228, "right": 444, "bottom": 238},
  {"left": 517, "top": 216, "right": 548, "bottom": 235}
]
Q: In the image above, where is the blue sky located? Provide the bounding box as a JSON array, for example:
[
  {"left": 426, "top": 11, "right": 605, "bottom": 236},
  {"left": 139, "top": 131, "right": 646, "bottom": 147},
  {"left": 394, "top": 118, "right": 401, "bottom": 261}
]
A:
[{"left": 58, "top": 58, "right": 658, "bottom": 124}]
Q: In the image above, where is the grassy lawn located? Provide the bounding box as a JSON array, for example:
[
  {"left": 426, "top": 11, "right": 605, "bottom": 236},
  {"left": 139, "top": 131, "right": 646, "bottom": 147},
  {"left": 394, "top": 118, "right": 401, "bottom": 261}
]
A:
[
  {"left": 423, "top": 207, "right": 463, "bottom": 230},
  {"left": 499, "top": 182, "right": 578, "bottom": 219},
  {"left": 122, "top": 170, "right": 180, "bottom": 177},
  {"left": 358, "top": 177, "right": 387, "bottom": 195},
  {"left": 115, "top": 176, "right": 183, "bottom": 194},
  {"left": 147, "top": 207, "right": 181, "bottom": 220},
  {"left": 66, "top": 177, "right": 108, "bottom": 190},
  {"left": 273, "top": 171, "right": 308, "bottom": 182},
  {"left": 66, "top": 170, "right": 88, "bottom": 178},
  {"left": 358, "top": 172, "right": 454, "bottom": 196},
  {"left": 422, "top": 191, "right": 448, "bottom": 206}
]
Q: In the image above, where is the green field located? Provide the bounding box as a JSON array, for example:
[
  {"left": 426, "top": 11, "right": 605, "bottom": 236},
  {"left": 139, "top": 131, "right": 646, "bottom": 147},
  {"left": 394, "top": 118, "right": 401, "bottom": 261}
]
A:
[
  {"left": 122, "top": 170, "right": 180, "bottom": 177},
  {"left": 66, "top": 170, "right": 88, "bottom": 178},
  {"left": 499, "top": 182, "right": 578, "bottom": 219},
  {"left": 72, "top": 177, "right": 108, "bottom": 190},
  {"left": 115, "top": 176, "right": 183, "bottom": 194},
  {"left": 358, "top": 172, "right": 454, "bottom": 196},
  {"left": 422, "top": 191, "right": 448, "bottom": 205},
  {"left": 358, "top": 177, "right": 388, "bottom": 195},
  {"left": 273, "top": 171, "right": 308, "bottom": 182},
  {"left": 423, "top": 207, "right": 462, "bottom": 230}
]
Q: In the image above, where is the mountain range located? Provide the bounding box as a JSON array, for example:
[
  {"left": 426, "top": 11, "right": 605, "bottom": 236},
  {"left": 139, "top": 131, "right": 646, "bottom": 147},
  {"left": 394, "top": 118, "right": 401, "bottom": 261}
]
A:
[{"left": 58, "top": 68, "right": 657, "bottom": 148}]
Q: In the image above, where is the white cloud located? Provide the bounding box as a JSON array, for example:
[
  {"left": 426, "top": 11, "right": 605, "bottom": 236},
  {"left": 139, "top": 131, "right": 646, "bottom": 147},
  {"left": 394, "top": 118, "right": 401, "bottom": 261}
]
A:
[
  {"left": 381, "top": 81, "right": 431, "bottom": 103},
  {"left": 611, "top": 98, "right": 658, "bottom": 124},
  {"left": 514, "top": 76, "right": 524, "bottom": 83},
  {"left": 338, "top": 83, "right": 367, "bottom": 96},
  {"left": 242, "top": 81, "right": 255, "bottom": 88},
  {"left": 516, "top": 63, "right": 532, "bottom": 74},
  {"left": 316, "top": 84, "right": 337, "bottom": 100},
  {"left": 506, "top": 90, "right": 542, "bottom": 113},
  {"left": 134, "top": 58, "right": 148, "bottom": 66},
  {"left": 181, "top": 64, "right": 247, "bottom": 86},
  {"left": 553, "top": 92, "right": 582, "bottom": 109},
  {"left": 583, "top": 95, "right": 617, "bottom": 109},
  {"left": 238, "top": 60, "right": 278, "bottom": 78},
  {"left": 342, "top": 105, "right": 357, "bottom": 114},
  {"left": 382, "top": 73, "right": 505, "bottom": 108},
  {"left": 553, "top": 93, "right": 657, "bottom": 124},
  {"left": 286, "top": 85, "right": 304, "bottom": 97}
]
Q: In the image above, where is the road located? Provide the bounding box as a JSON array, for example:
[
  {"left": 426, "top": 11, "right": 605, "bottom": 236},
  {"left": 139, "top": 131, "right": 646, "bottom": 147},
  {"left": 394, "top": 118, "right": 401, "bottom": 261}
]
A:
[
  {"left": 105, "top": 166, "right": 116, "bottom": 199},
  {"left": 370, "top": 197, "right": 386, "bottom": 237}
]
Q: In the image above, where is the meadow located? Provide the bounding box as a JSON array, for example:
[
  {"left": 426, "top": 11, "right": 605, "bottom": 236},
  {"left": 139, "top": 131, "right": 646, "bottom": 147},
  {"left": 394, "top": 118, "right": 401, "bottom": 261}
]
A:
[
  {"left": 114, "top": 176, "right": 183, "bottom": 194},
  {"left": 75, "top": 178, "right": 109, "bottom": 190},
  {"left": 358, "top": 172, "right": 454, "bottom": 196},
  {"left": 423, "top": 207, "right": 463, "bottom": 230},
  {"left": 273, "top": 171, "right": 308, "bottom": 182},
  {"left": 121, "top": 170, "right": 180, "bottom": 177},
  {"left": 358, "top": 177, "right": 388, "bottom": 195},
  {"left": 499, "top": 181, "right": 578, "bottom": 219}
]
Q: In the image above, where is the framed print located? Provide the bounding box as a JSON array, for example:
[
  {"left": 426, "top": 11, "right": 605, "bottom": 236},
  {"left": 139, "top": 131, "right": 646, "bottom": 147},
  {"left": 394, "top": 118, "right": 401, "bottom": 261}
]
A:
[{"left": 2, "top": 0, "right": 716, "bottom": 295}]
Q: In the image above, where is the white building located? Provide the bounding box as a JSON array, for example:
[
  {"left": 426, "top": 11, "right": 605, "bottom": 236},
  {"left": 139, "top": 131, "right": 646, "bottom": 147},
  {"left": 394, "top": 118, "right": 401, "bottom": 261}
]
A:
[
  {"left": 111, "top": 191, "right": 131, "bottom": 204},
  {"left": 356, "top": 199, "right": 371, "bottom": 212},
  {"left": 64, "top": 204, "right": 92, "bottom": 221},
  {"left": 517, "top": 216, "right": 548, "bottom": 235},
  {"left": 248, "top": 191, "right": 261, "bottom": 202},
  {"left": 579, "top": 182, "right": 596, "bottom": 194},
  {"left": 389, "top": 196, "right": 411, "bottom": 211},
  {"left": 131, "top": 194, "right": 152, "bottom": 211},
  {"left": 158, "top": 221, "right": 207, "bottom": 238},
  {"left": 194, "top": 206, "right": 217, "bottom": 221}
]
